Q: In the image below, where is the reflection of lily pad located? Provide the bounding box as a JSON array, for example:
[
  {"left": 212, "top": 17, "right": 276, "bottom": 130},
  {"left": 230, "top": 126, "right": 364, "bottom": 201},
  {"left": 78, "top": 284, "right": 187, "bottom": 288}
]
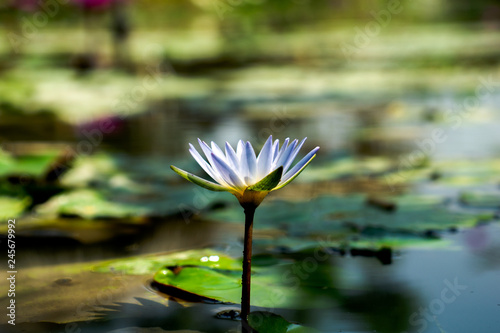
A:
[{"left": 248, "top": 312, "right": 320, "bottom": 333}]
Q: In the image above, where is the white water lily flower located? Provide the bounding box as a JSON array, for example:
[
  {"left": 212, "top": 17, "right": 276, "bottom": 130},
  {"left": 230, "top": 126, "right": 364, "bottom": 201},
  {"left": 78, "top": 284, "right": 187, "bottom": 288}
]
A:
[{"left": 171, "top": 135, "right": 319, "bottom": 207}]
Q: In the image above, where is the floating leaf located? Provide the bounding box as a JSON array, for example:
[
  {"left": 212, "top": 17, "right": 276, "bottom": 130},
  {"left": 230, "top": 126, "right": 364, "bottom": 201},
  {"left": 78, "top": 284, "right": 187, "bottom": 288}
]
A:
[
  {"left": 206, "top": 195, "right": 488, "bottom": 239},
  {"left": 153, "top": 264, "right": 310, "bottom": 308},
  {"left": 0, "top": 196, "right": 31, "bottom": 220},
  {"left": 0, "top": 151, "right": 61, "bottom": 178},
  {"left": 93, "top": 249, "right": 241, "bottom": 275},
  {"left": 35, "top": 185, "right": 228, "bottom": 220},
  {"left": 35, "top": 189, "right": 150, "bottom": 219},
  {"left": 248, "top": 166, "right": 283, "bottom": 192}
]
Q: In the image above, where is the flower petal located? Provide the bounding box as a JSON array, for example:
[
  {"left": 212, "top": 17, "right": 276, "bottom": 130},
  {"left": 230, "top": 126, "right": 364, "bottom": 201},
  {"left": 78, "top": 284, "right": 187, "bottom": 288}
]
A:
[
  {"left": 236, "top": 140, "right": 244, "bottom": 157},
  {"left": 274, "top": 146, "right": 319, "bottom": 190},
  {"left": 243, "top": 141, "right": 257, "bottom": 184},
  {"left": 236, "top": 140, "right": 245, "bottom": 171},
  {"left": 273, "top": 138, "right": 290, "bottom": 165},
  {"left": 189, "top": 144, "right": 218, "bottom": 181},
  {"left": 198, "top": 139, "right": 213, "bottom": 162},
  {"left": 275, "top": 139, "right": 297, "bottom": 169},
  {"left": 283, "top": 137, "right": 307, "bottom": 173},
  {"left": 256, "top": 136, "right": 273, "bottom": 179},
  {"left": 197, "top": 139, "right": 230, "bottom": 187},
  {"left": 170, "top": 165, "right": 228, "bottom": 192},
  {"left": 211, "top": 141, "right": 226, "bottom": 160},
  {"left": 211, "top": 153, "right": 246, "bottom": 191},
  {"left": 272, "top": 139, "right": 280, "bottom": 160},
  {"left": 225, "top": 142, "right": 240, "bottom": 171}
]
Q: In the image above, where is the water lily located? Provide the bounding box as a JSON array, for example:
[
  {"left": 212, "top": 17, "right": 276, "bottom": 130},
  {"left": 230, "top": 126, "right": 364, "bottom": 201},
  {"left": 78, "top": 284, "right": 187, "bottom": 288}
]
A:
[
  {"left": 171, "top": 136, "right": 319, "bottom": 208},
  {"left": 170, "top": 135, "right": 319, "bottom": 331}
]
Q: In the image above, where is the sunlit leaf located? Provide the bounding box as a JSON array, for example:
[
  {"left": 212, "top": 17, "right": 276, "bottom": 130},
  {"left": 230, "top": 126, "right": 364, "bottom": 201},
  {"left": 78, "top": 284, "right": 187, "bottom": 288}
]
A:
[
  {"left": 0, "top": 196, "right": 31, "bottom": 220},
  {"left": 93, "top": 249, "right": 241, "bottom": 275},
  {"left": 248, "top": 166, "right": 283, "bottom": 192}
]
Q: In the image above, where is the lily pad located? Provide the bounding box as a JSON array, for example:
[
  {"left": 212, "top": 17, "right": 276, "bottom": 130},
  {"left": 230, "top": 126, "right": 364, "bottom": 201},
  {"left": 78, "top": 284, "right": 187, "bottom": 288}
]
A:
[
  {"left": 206, "top": 195, "right": 487, "bottom": 238},
  {"left": 35, "top": 184, "right": 227, "bottom": 220},
  {"left": 152, "top": 264, "right": 322, "bottom": 309},
  {"left": 93, "top": 249, "right": 241, "bottom": 275},
  {"left": 35, "top": 189, "right": 150, "bottom": 219},
  {"left": 299, "top": 157, "right": 394, "bottom": 183},
  {"left": 93, "top": 248, "right": 342, "bottom": 309},
  {"left": 0, "top": 196, "right": 31, "bottom": 220},
  {"left": 253, "top": 234, "right": 448, "bottom": 254},
  {"left": 0, "top": 150, "right": 61, "bottom": 178}
]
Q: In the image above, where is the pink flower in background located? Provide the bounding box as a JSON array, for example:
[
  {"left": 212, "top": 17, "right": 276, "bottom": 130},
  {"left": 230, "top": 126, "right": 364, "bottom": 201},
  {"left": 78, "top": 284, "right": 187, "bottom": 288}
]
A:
[
  {"left": 76, "top": 115, "right": 124, "bottom": 139},
  {"left": 72, "top": 0, "right": 117, "bottom": 10}
]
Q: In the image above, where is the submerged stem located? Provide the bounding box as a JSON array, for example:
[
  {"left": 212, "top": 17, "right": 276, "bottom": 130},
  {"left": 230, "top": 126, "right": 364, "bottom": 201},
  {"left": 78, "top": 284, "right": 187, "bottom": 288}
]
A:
[{"left": 241, "top": 206, "right": 256, "bottom": 332}]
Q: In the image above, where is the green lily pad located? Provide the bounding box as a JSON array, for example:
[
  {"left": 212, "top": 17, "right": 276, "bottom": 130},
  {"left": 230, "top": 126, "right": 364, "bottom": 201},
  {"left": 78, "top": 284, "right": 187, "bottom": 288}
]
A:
[
  {"left": 0, "top": 151, "right": 61, "bottom": 178},
  {"left": 153, "top": 264, "right": 316, "bottom": 308},
  {"left": 254, "top": 234, "right": 448, "bottom": 254},
  {"left": 35, "top": 189, "right": 150, "bottom": 219},
  {"left": 0, "top": 196, "right": 31, "bottom": 220},
  {"left": 95, "top": 247, "right": 340, "bottom": 309},
  {"left": 93, "top": 249, "right": 241, "bottom": 275},
  {"left": 300, "top": 157, "right": 394, "bottom": 183},
  {"left": 349, "top": 195, "right": 483, "bottom": 232},
  {"left": 206, "top": 195, "right": 487, "bottom": 238},
  {"left": 248, "top": 312, "right": 320, "bottom": 333},
  {"left": 35, "top": 183, "right": 228, "bottom": 220},
  {"left": 382, "top": 159, "right": 500, "bottom": 187}
]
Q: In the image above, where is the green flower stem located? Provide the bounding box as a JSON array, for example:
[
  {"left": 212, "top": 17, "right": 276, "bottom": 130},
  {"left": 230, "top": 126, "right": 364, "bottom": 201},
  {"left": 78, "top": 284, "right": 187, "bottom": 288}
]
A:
[{"left": 241, "top": 205, "right": 256, "bottom": 332}]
